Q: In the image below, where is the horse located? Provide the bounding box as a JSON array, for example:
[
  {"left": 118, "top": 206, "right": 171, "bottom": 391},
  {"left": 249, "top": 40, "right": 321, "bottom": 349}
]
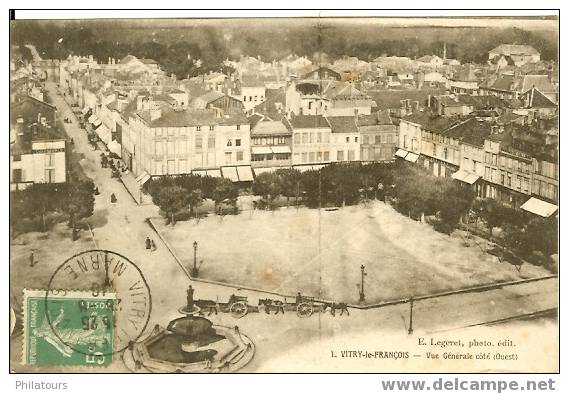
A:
[
  {"left": 328, "top": 302, "right": 349, "bottom": 317},
  {"left": 194, "top": 299, "right": 218, "bottom": 316},
  {"left": 258, "top": 298, "right": 285, "bottom": 315}
]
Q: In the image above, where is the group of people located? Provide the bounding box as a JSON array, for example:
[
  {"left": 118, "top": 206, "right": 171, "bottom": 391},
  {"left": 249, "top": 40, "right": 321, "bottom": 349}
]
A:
[{"left": 145, "top": 237, "right": 157, "bottom": 252}]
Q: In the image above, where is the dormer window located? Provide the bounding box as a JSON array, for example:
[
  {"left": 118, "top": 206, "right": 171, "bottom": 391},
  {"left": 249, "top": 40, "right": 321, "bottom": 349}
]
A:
[{"left": 227, "top": 139, "right": 232, "bottom": 147}]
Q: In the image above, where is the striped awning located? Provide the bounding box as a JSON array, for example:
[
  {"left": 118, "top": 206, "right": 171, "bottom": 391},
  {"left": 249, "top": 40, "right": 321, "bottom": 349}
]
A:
[
  {"left": 253, "top": 167, "right": 278, "bottom": 176},
  {"left": 136, "top": 171, "right": 151, "bottom": 185},
  {"left": 108, "top": 140, "right": 122, "bottom": 157},
  {"left": 96, "top": 124, "right": 111, "bottom": 144}
]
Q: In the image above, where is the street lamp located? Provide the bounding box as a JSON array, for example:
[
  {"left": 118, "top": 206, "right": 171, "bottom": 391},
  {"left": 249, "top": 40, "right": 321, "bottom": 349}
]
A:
[
  {"left": 191, "top": 241, "right": 199, "bottom": 277},
  {"left": 359, "top": 264, "right": 367, "bottom": 303}
]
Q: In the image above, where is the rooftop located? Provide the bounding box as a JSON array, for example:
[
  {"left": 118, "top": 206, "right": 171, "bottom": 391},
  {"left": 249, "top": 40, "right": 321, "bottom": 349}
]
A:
[
  {"left": 326, "top": 116, "right": 359, "bottom": 134},
  {"left": 289, "top": 115, "right": 330, "bottom": 129}
]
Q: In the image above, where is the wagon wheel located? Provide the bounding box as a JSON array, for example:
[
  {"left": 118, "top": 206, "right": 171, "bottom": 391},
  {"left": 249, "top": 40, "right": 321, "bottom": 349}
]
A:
[
  {"left": 296, "top": 302, "right": 313, "bottom": 318},
  {"left": 229, "top": 301, "right": 248, "bottom": 318}
]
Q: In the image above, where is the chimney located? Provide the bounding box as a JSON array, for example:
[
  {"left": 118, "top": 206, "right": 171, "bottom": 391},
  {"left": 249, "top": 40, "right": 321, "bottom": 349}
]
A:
[{"left": 136, "top": 95, "right": 144, "bottom": 110}]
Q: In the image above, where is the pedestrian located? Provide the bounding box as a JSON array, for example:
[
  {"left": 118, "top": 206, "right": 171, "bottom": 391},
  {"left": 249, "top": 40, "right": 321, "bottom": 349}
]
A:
[
  {"left": 94, "top": 186, "right": 100, "bottom": 195},
  {"left": 151, "top": 240, "right": 157, "bottom": 251},
  {"left": 145, "top": 237, "right": 151, "bottom": 250},
  {"left": 29, "top": 251, "right": 35, "bottom": 267},
  {"left": 111, "top": 193, "right": 117, "bottom": 203},
  {"left": 338, "top": 302, "right": 349, "bottom": 316}
]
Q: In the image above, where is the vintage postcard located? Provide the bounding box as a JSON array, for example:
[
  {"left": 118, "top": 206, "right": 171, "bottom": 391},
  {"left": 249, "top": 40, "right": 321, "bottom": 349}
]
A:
[{"left": 9, "top": 11, "right": 559, "bottom": 374}]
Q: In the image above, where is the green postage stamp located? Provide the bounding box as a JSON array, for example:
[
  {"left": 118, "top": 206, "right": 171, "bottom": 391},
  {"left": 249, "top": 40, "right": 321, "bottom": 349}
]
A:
[{"left": 23, "top": 289, "right": 116, "bottom": 367}]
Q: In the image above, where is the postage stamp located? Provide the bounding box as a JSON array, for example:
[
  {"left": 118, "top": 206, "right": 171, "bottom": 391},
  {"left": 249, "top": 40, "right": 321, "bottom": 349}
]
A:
[{"left": 23, "top": 289, "right": 115, "bottom": 367}]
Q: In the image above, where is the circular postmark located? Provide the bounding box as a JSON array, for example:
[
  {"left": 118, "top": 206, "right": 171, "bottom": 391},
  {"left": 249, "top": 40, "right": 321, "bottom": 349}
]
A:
[{"left": 45, "top": 250, "right": 152, "bottom": 357}]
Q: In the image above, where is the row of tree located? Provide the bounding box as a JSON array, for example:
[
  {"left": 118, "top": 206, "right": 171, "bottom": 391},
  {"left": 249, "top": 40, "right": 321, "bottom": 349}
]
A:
[
  {"left": 471, "top": 199, "right": 557, "bottom": 259},
  {"left": 143, "top": 175, "right": 238, "bottom": 225},
  {"left": 10, "top": 180, "right": 95, "bottom": 237},
  {"left": 11, "top": 21, "right": 558, "bottom": 73}
]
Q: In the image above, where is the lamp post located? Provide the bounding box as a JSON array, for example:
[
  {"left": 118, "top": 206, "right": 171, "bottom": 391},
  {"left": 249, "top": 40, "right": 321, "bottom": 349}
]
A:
[
  {"left": 408, "top": 297, "right": 414, "bottom": 335},
  {"left": 192, "top": 241, "right": 199, "bottom": 277},
  {"left": 359, "top": 264, "right": 367, "bottom": 303}
]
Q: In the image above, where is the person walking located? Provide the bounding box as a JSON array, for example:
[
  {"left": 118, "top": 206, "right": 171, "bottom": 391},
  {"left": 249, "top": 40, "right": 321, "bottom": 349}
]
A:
[
  {"left": 151, "top": 240, "right": 157, "bottom": 251},
  {"left": 29, "top": 251, "right": 35, "bottom": 267},
  {"left": 111, "top": 193, "right": 117, "bottom": 204},
  {"left": 145, "top": 237, "right": 151, "bottom": 250}
]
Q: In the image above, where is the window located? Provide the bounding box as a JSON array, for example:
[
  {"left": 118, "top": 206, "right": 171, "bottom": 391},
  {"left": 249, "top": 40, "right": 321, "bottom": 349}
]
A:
[
  {"left": 45, "top": 154, "right": 55, "bottom": 167},
  {"left": 346, "top": 137, "right": 350, "bottom": 143},
  {"left": 179, "top": 159, "right": 187, "bottom": 173},
  {"left": 323, "top": 151, "right": 330, "bottom": 161},
  {"left": 180, "top": 128, "right": 187, "bottom": 136},
  {"left": 316, "top": 152, "right": 322, "bottom": 161},
  {"left": 195, "top": 136, "right": 202, "bottom": 149},
  {"left": 348, "top": 150, "right": 355, "bottom": 161},
  {"left": 236, "top": 139, "right": 241, "bottom": 147},
  {"left": 155, "top": 141, "right": 163, "bottom": 156},
  {"left": 208, "top": 136, "right": 215, "bottom": 149},
  {"left": 294, "top": 134, "right": 300, "bottom": 144},
  {"left": 317, "top": 132, "right": 322, "bottom": 143},
  {"left": 12, "top": 169, "right": 22, "bottom": 182},
  {"left": 309, "top": 152, "right": 316, "bottom": 162},
  {"left": 225, "top": 152, "right": 232, "bottom": 164},
  {"left": 301, "top": 152, "right": 308, "bottom": 163},
  {"left": 168, "top": 128, "right": 175, "bottom": 136},
  {"left": 236, "top": 151, "right": 244, "bottom": 161},
  {"left": 375, "top": 135, "right": 381, "bottom": 145},
  {"left": 167, "top": 160, "right": 175, "bottom": 174},
  {"left": 243, "top": 96, "right": 246, "bottom": 102},
  {"left": 209, "top": 125, "right": 215, "bottom": 131},
  {"left": 403, "top": 135, "right": 408, "bottom": 149},
  {"left": 355, "top": 137, "right": 358, "bottom": 143},
  {"left": 363, "top": 135, "right": 369, "bottom": 144},
  {"left": 254, "top": 96, "right": 258, "bottom": 102},
  {"left": 237, "top": 124, "right": 241, "bottom": 131},
  {"left": 302, "top": 133, "right": 308, "bottom": 143},
  {"left": 13, "top": 155, "right": 21, "bottom": 162},
  {"left": 323, "top": 133, "right": 330, "bottom": 143},
  {"left": 443, "top": 148, "right": 448, "bottom": 160},
  {"left": 249, "top": 96, "right": 253, "bottom": 102},
  {"left": 168, "top": 141, "right": 175, "bottom": 155},
  {"left": 196, "top": 126, "right": 201, "bottom": 132},
  {"left": 308, "top": 102, "right": 313, "bottom": 110},
  {"left": 227, "top": 139, "right": 232, "bottom": 147},
  {"left": 337, "top": 150, "right": 344, "bottom": 161},
  {"left": 507, "top": 174, "right": 512, "bottom": 187},
  {"left": 156, "top": 128, "right": 163, "bottom": 136},
  {"left": 45, "top": 169, "right": 55, "bottom": 183}
]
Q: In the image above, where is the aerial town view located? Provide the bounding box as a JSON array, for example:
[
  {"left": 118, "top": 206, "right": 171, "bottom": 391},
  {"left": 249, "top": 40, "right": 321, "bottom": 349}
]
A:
[{"left": 9, "top": 14, "right": 558, "bottom": 373}]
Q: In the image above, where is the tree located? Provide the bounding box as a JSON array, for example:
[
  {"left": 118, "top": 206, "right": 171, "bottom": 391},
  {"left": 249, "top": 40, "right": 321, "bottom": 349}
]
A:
[
  {"left": 29, "top": 183, "right": 61, "bottom": 232},
  {"left": 60, "top": 181, "right": 95, "bottom": 233},
  {"left": 152, "top": 185, "right": 189, "bottom": 225},
  {"left": 274, "top": 168, "right": 302, "bottom": 206},
  {"left": 211, "top": 178, "right": 238, "bottom": 214},
  {"left": 252, "top": 172, "right": 281, "bottom": 209}
]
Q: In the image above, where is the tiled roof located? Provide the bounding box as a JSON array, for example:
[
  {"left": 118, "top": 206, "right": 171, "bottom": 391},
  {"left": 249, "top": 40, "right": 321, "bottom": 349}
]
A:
[
  {"left": 289, "top": 115, "right": 330, "bottom": 129},
  {"left": 445, "top": 117, "right": 491, "bottom": 147},
  {"left": 369, "top": 89, "right": 446, "bottom": 110},
  {"left": 251, "top": 119, "right": 291, "bottom": 136},
  {"left": 520, "top": 87, "right": 557, "bottom": 108},
  {"left": 326, "top": 116, "right": 359, "bottom": 134},
  {"left": 402, "top": 112, "right": 460, "bottom": 133},
  {"left": 138, "top": 107, "right": 217, "bottom": 127},
  {"left": 357, "top": 111, "right": 393, "bottom": 126}
]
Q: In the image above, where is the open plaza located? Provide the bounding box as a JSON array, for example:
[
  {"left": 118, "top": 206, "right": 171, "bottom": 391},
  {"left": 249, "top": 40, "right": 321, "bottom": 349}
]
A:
[{"left": 157, "top": 201, "right": 549, "bottom": 304}]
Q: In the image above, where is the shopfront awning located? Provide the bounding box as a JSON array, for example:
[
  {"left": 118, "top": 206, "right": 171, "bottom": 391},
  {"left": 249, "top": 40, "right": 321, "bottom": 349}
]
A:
[
  {"left": 395, "top": 149, "right": 408, "bottom": 158},
  {"left": 451, "top": 170, "right": 480, "bottom": 185},
  {"left": 404, "top": 152, "right": 420, "bottom": 163},
  {"left": 252, "top": 146, "right": 273, "bottom": 155},
  {"left": 520, "top": 198, "right": 558, "bottom": 218},
  {"left": 237, "top": 166, "right": 254, "bottom": 182},
  {"left": 253, "top": 167, "right": 277, "bottom": 176},
  {"left": 81, "top": 106, "right": 90, "bottom": 115},
  {"left": 88, "top": 114, "right": 98, "bottom": 124},
  {"left": 206, "top": 169, "right": 222, "bottom": 178},
  {"left": 192, "top": 170, "right": 207, "bottom": 177},
  {"left": 271, "top": 146, "right": 292, "bottom": 154},
  {"left": 96, "top": 124, "right": 111, "bottom": 145},
  {"left": 221, "top": 166, "right": 240, "bottom": 182},
  {"left": 108, "top": 139, "right": 122, "bottom": 157},
  {"left": 135, "top": 171, "right": 151, "bottom": 185}
]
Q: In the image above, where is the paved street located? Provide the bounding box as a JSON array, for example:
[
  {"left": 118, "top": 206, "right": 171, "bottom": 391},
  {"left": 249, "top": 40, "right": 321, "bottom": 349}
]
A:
[{"left": 9, "top": 82, "right": 558, "bottom": 372}]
